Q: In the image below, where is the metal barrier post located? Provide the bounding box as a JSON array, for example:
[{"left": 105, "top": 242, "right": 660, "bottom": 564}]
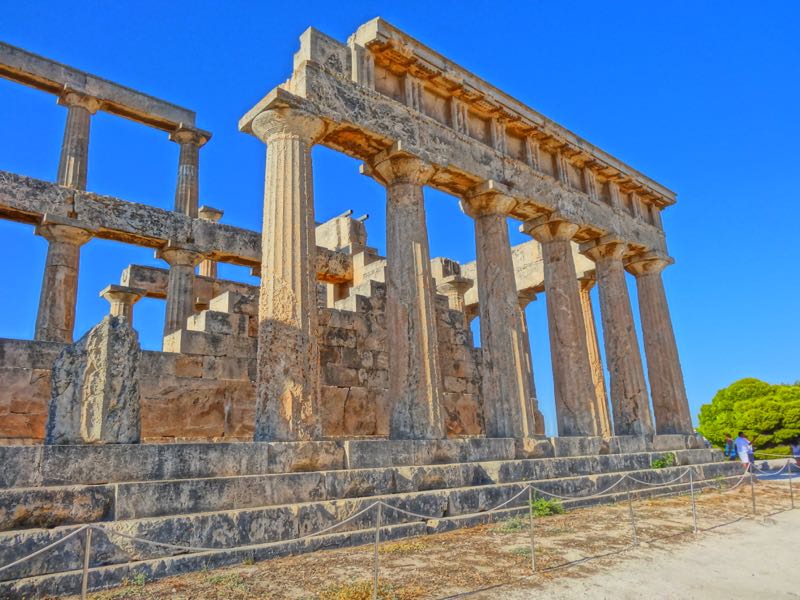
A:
[
  {"left": 689, "top": 469, "right": 698, "bottom": 535},
  {"left": 749, "top": 470, "right": 757, "bottom": 515},
  {"left": 81, "top": 527, "right": 92, "bottom": 600},
  {"left": 527, "top": 486, "right": 536, "bottom": 573},
  {"left": 626, "top": 490, "right": 638, "bottom": 545},
  {"left": 372, "top": 502, "right": 382, "bottom": 600},
  {"left": 788, "top": 459, "right": 795, "bottom": 510}
]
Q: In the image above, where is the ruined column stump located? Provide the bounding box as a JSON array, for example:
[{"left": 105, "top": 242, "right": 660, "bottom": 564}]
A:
[{"left": 45, "top": 315, "right": 141, "bottom": 445}]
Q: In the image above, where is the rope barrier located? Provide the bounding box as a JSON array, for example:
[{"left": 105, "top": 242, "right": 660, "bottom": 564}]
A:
[
  {"left": 528, "top": 473, "right": 628, "bottom": 501},
  {"left": 0, "top": 460, "right": 792, "bottom": 595},
  {"left": 0, "top": 525, "right": 89, "bottom": 574},
  {"left": 96, "top": 500, "right": 383, "bottom": 554},
  {"left": 626, "top": 468, "right": 692, "bottom": 486}
]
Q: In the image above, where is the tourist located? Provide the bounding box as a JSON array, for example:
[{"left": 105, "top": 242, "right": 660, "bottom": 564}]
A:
[
  {"left": 723, "top": 433, "right": 736, "bottom": 461},
  {"left": 791, "top": 439, "right": 800, "bottom": 469},
  {"left": 734, "top": 432, "right": 754, "bottom": 471}
]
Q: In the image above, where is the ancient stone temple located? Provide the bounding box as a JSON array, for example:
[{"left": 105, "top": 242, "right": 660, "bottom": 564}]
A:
[{"left": 0, "top": 20, "right": 732, "bottom": 596}]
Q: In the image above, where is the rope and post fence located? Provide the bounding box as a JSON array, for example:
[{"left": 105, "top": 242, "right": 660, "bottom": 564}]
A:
[{"left": 0, "top": 459, "right": 796, "bottom": 600}]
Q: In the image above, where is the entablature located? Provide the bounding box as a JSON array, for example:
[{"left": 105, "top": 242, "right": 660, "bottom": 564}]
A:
[{"left": 263, "top": 21, "right": 672, "bottom": 255}]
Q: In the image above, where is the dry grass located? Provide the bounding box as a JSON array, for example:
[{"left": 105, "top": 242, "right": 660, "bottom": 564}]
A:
[{"left": 69, "top": 480, "right": 792, "bottom": 600}]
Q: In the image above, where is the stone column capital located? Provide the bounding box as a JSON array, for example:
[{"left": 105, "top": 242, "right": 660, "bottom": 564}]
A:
[
  {"left": 625, "top": 252, "right": 674, "bottom": 277},
  {"left": 250, "top": 107, "right": 326, "bottom": 146},
  {"left": 99, "top": 284, "right": 146, "bottom": 306},
  {"left": 580, "top": 237, "right": 629, "bottom": 263},
  {"left": 35, "top": 215, "right": 93, "bottom": 245},
  {"left": 169, "top": 124, "right": 211, "bottom": 147},
  {"left": 155, "top": 241, "right": 204, "bottom": 267},
  {"left": 578, "top": 274, "right": 597, "bottom": 291},
  {"left": 436, "top": 274, "right": 473, "bottom": 297},
  {"left": 57, "top": 89, "right": 101, "bottom": 114},
  {"left": 367, "top": 149, "right": 434, "bottom": 187},
  {"left": 198, "top": 205, "right": 224, "bottom": 222},
  {"left": 521, "top": 215, "right": 579, "bottom": 242},
  {"left": 518, "top": 288, "right": 538, "bottom": 308},
  {"left": 460, "top": 180, "right": 517, "bottom": 218}
]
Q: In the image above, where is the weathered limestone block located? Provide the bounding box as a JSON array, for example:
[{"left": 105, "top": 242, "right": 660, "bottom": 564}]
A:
[{"left": 45, "top": 316, "right": 141, "bottom": 445}]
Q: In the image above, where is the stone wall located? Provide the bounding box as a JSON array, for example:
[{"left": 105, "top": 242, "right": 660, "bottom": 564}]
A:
[
  {"left": 0, "top": 282, "right": 484, "bottom": 443},
  {"left": 0, "top": 339, "right": 64, "bottom": 443},
  {"left": 319, "top": 282, "right": 483, "bottom": 438}
]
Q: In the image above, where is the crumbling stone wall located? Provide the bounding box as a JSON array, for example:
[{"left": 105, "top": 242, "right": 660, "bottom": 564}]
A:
[{"left": 0, "top": 278, "right": 484, "bottom": 443}]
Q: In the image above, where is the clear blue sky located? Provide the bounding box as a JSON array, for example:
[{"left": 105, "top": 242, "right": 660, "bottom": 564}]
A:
[{"left": 0, "top": 1, "right": 797, "bottom": 435}]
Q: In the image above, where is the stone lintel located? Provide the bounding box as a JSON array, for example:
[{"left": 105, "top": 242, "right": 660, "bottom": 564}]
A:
[
  {"left": 348, "top": 19, "right": 676, "bottom": 204},
  {"left": 291, "top": 60, "right": 670, "bottom": 253},
  {"left": 198, "top": 205, "right": 224, "bottom": 221},
  {"left": 0, "top": 171, "right": 353, "bottom": 280},
  {"left": 0, "top": 42, "right": 197, "bottom": 132}
]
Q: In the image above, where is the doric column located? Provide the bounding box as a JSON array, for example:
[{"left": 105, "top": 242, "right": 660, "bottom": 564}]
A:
[
  {"left": 248, "top": 105, "right": 325, "bottom": 441},
  {"left": 518, "top": 289, "right": 545, "bottom": 435},
  {"left": 36, "top": 90, "right": 99, "bottom": 342},
  {"left": 522, "top": 216, "right": 599, "bottom": 437},
  {"left": 99, "top": 285, "right": 145, "bottom": 326},
  {"left": 34, "top": 217, "right": 93, "bottom": 343},
  {"left": 156, "top": 242, "right": 203, "bottom": 338},
  {"left": 169, "top": 125, "right": 210, "bottom": 218},
  {"left": 368, "top": 150, "right": 445, "bottom": 439},
  {"left": 578, "top": 276, "right": 612, "bottom": 437},
  {"left": 582, "top": 240, "right": 653, "bottom": 435},
  {"left": 626, "top": 255, "right": 693, "bottom": 434},
  {"left": 197, "top": 205, "right": 224, "bottom": 278},
  {"left": 461, "top": 183, "right": 536, "bottom": 438},
  {"left": 56, "top": 89, "right": 100, "bottom": 190}
]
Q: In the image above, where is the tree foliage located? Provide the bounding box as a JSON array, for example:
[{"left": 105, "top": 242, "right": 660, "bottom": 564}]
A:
[{"left": 697, "top": 378, "right": 800, "bottom": 453}]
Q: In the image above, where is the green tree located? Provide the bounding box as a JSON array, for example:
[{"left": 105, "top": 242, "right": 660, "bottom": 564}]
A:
[{"left": 697, "top": 378, "right": 800, "bottom": 456}]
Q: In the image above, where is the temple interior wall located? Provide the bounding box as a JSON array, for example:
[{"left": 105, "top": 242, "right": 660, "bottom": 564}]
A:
[{"left": 0, "top": 279, "right": 484, "bottom": 443}]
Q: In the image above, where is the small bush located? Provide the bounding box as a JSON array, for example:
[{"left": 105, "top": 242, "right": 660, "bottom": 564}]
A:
[
  {"left": 530, "top": 496, "right": 564, "bottom": 517},
  {"left": 493, "top": 516, "right": 527, "bottom": 533},
  {"left": 651, "top": 453, "right": 677, "bottom": 469}
]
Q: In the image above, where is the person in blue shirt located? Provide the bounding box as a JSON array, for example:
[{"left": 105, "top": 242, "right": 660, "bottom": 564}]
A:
[{"left": 723, "top": 433, "right": 736, "bottom": 461}]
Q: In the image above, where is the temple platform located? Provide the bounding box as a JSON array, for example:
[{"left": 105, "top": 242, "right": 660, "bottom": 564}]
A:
[{"left": 0, "top": 435, "right": 739, "bottom": 597}]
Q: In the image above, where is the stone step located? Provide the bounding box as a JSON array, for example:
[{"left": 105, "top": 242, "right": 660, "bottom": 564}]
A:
[
  {"left": 208, "top": 290, "right": 257, "bottom": 316},
  {"left": 185, "top": 310, "right": 248, "bottom": 337},
  {"left": 0, "top": 521, "right": 426, "bottom": 599},
  {"left": 162, "top": 329, "right": 256, "bottom": 358},
  {"left": 0, "top": 448, "right": 723, "bottom": 531},
  {"left": 0, "top": 460, "right": 741, "bottom": 586},
  {"left": 0, "top": 436, "right": 714, "bottom": 490}
]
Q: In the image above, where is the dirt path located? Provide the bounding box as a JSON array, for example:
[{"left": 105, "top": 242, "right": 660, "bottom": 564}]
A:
[{"left": 485, "top": 509, "right": 800, "bottom": 600}]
